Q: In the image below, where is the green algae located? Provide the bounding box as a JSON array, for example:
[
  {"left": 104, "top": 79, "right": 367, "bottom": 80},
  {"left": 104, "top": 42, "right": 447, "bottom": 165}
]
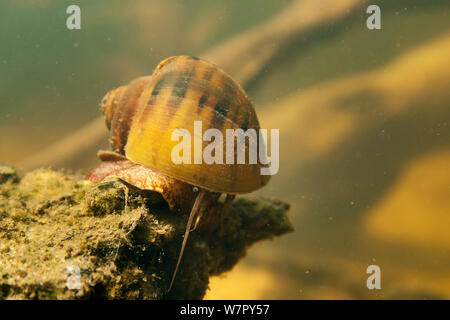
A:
[{"left": 0, "top": 166, "right": 292, "bottom": 299}]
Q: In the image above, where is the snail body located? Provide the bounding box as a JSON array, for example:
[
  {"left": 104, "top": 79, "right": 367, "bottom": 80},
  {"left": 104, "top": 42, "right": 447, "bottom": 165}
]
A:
[
  {"left": 86, "top": 150, "right": 200, "bottom": 212},
  {"left": 98, "top": 56, "right": 269, "bottom": 291}
]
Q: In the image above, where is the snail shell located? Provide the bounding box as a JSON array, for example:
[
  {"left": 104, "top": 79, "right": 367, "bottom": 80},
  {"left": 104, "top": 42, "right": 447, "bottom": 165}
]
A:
[{"left": 100, "top": 56, "right": 270, "bottom": 194}]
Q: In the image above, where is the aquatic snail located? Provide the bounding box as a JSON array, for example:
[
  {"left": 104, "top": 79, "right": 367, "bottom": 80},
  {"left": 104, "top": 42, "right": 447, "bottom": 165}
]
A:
[{"left": 87, "top": 56, "right": 270, "bottom": 291}]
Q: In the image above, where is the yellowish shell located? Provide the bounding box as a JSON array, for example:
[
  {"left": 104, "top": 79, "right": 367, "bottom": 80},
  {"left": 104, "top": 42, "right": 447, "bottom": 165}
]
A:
[{"left": 101, "top": 56, "right": 270, "bottom": 194}]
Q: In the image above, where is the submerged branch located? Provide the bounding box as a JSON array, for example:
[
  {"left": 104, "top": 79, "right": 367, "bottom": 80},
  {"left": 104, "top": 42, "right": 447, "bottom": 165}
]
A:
[{"left": 0, "top": 166, "right": 292, "bottom": 299}]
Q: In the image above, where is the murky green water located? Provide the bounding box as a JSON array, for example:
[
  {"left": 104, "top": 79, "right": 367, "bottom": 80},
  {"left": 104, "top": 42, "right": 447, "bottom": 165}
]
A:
[{"left": 1, "top": 0, "right": 450, "bottom": 299}]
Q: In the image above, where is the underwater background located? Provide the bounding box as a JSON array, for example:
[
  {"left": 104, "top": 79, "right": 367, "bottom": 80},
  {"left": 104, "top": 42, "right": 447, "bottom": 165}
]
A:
[{"left": 1, "top": 0, "right": 449, "bottom": 299}]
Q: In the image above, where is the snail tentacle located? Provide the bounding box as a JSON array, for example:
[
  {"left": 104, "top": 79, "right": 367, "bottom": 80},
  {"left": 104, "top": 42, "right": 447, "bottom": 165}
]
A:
[{"left": 168, "top": 188, "right": 206, "bottom": 292}]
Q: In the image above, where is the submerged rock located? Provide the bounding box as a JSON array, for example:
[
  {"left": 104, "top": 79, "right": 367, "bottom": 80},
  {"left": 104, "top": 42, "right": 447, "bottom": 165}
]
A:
[{"left": 0, "top": 166, "right": 292, "bottom": 299}]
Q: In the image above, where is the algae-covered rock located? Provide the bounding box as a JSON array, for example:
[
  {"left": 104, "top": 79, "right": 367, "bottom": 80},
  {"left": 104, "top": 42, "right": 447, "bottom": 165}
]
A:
[{"left": 0, "top": 166, "right": 292, "bottom": 299}]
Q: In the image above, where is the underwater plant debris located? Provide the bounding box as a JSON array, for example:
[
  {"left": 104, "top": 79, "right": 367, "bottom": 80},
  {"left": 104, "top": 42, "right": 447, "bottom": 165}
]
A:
[{"left": 0, "top": 166, "right": 292, "bottom": 299}]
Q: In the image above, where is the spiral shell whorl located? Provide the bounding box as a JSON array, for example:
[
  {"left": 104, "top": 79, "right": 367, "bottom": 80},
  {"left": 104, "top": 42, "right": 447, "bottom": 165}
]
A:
[
  {"left": 100, "top": 86, "right": 127, "bottom": 130},
  {"left": 103, "top": 77, "right": 152, "bottom": 154}
]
